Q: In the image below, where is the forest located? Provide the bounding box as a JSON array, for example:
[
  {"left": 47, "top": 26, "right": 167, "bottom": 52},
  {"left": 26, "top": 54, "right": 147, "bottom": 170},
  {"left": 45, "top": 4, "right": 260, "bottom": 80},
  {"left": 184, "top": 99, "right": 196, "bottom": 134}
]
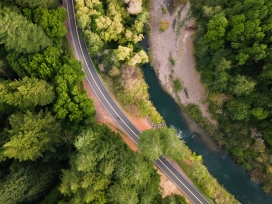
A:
[
  {"left": 190, "top": 0, "right": 272, "bottom": 193},
  {"left": 74, "top": 0, "right": 164, "bottom": 125},
  {"left": 0, "top": 0, "right": 190, "bottom": 203}
]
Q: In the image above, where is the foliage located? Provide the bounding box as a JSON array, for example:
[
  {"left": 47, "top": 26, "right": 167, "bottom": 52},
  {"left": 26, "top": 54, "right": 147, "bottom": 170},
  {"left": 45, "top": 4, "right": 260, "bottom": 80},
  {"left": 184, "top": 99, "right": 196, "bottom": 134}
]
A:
[
  {"left": 160, "top": 20, "right": 170, "bottom": 31},
  {"left": 1, "top": 110, "right": 62, "bottom": 161},
  {"left": 162, "top": 7, "right": 167, "bottom": 14},
  {"left": 0, "top": 77, "right": 55, "bottom": 110},
  {"left": 139, "top": 127, "right": 239, "bottom": 204},
  {"left": 174, "top": 78, "right": 183, "bottom": 91},
  {"left": 124, "top": 0, "right": 143, "bottom": 14},
  {"left": 15, "top": 0, "right": 59, "bottom": 8},
  {"left": 0, "top": 2, "right": 99, "bottom": 204},
  {"left": 191, "top": 0, "right": 272, "bottom": 193},
  {"left": 83, "top": 30, "right": 104, "bottom": 56},
  {"left": 139, "top": 127, "right": 185, "bottom": 161},
  {"left": 0, "top": 8, "right": 52, "bottom": 53},
  {"left": 59, "top": 125, "right": 162, "bottom": 204},
  {"left": 114, "top": 64, "right": 164, "bottom": 124},
  {"left": 169, "top": 53, "right": 175, "bottom": 65},
  {"left": 163, "top": 194, "right": 188, "bottom": 204},
  {"left": 0, "top": 161, "right": 58, "bottom": 204},
  {"left": 53, "top": 58, "right": 95, "bottom": 122},
  {"left": 33, "top": 7, "right": 67, "bottom": 46},
  {"left": 7, "top": 46, "right": 62, "bottom": 80}
]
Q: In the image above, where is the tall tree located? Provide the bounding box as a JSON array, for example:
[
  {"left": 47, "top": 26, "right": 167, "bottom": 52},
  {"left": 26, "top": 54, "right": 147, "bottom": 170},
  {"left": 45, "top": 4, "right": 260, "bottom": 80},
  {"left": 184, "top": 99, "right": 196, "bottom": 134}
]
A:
[
  {"left": 0, "top": 161, "right": 58, "bottom": 204},
  {"left": 0, "top": 9, "right": 52, "bottom": 54},
  {"left": 204, "top": 13, "right": 228, "bottom": 50},
  {"left": 2, "top": 110, "right": 62, "bottom": 161},
  {"left": 33, "top": 7, "right": 67, "bottom": 39},
  {"left": 59, "top": 125, "right": 162, "bottom": 203},
  {"left": 0, "top": 77, "right": 55, "bottom": 110},
  {"left": 15, "top": 0, "right": 58, "bottom": 8},
  {"left": 53, "top": 59, "right": 95, "bottom": 122},
  {"left": 138, "top": 127, "right": 184, "bottom": 161}
]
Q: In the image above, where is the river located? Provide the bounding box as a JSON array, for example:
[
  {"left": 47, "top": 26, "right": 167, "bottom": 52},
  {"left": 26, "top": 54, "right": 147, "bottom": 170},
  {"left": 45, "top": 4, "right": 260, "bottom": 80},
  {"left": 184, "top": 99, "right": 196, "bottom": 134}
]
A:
[{"left": 140, "top": 36, "right": 272, "bottom": 204}]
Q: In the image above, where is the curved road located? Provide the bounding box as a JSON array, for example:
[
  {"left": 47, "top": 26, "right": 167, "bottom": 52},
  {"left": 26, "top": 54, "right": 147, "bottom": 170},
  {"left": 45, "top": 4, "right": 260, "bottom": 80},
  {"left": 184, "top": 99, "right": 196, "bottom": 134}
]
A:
[{"left": 66, "top": 0, "right": 209, "bottom": 203}]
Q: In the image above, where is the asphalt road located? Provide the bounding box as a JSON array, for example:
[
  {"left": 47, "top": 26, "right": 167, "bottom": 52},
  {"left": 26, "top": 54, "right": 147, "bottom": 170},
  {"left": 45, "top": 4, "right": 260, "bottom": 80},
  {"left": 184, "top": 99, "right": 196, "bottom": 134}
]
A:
[{"left": 66, "top": 1, "right": 210, "bottom": 203}]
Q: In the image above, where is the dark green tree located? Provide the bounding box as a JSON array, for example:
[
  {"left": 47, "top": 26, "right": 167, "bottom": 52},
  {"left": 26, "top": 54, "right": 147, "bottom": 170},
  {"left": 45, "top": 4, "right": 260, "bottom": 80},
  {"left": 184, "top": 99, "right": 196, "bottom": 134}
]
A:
[
  {"left": 227, "top": 100, "right": 250, "bottom": 121},
  {"left": 0, "top": 161, "right": 58, "bottom": 204}
]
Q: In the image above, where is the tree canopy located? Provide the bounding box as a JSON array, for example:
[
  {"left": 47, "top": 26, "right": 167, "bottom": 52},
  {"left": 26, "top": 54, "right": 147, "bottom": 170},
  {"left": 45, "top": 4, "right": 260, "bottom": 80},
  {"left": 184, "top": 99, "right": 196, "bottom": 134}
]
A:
[
  {"left": 2, "top": 110, "right": 62, "bottom": 161},
  {"left": 0, "top": 77, "right": 55, "bottom": 110},
  {"left": 191, "top": 0, "right": 272, "bottom": 193},
  {"left": 0, "top": 8, "right": 52, "bottom": 53}
]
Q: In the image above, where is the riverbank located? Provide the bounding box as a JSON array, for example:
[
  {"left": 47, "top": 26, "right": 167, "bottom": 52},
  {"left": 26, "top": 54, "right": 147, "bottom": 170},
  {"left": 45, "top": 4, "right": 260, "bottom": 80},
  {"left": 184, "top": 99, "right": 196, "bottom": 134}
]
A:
[
  {"left": 61, "top": 0, "right": 189, "bottom": 200},
  {"left": 149, "top": 0, "right": 217, "bottom": 126},
  {"left": 83, "top": 78, "right": 192, "bottom": 202}
]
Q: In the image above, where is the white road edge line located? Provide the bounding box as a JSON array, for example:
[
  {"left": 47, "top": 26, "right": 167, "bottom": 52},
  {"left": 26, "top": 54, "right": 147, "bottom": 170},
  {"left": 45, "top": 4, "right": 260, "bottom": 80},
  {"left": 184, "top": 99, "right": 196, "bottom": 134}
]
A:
[
  {"left": 158, "top": 159, "right": 204, "bottom": 204},
  {"left": 67, "top": 1, "right": 209, "bottom": 203}
]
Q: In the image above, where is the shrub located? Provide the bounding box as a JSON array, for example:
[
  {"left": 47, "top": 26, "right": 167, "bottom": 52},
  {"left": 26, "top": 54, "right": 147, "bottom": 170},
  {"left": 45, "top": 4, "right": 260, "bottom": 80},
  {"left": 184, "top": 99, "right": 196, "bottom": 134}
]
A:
[
  {"left": 160, "top": 20, "right": 170, "bottom": 31},
  {"left": 162, "top": 7, "right": 167, "bottom": 14},
  {"left": 169, "top": 53, "right": 175, "bottom": 65},
  {"left": 173, "top": 78, "right": 182, "bottom": 91}
]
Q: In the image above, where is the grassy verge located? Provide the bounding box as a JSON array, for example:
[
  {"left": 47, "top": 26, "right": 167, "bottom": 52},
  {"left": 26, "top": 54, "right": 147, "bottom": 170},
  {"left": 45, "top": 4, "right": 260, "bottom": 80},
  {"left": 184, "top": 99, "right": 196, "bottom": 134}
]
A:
[{"left": 99, "top": 71, "right": 164, "bottom": 125}]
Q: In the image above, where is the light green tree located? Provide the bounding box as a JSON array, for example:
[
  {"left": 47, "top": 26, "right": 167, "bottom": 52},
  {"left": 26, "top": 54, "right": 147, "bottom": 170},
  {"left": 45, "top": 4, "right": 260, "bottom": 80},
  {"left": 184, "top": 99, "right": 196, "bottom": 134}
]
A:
[
  {"left": 204, "top": 13, "right": 228, "bottom": 50},
  {"left": 0, "top": 77, "right": 55, "bottom": 110},
  {"left": 2, "top": 110, "right": 62, "bottom": 161},
  {"left": 0, "top": 9, "right": 52, "bottom": 53},
  {"left": 83, "top": 30, "right": 104, "bottom": 56},
  {"left": 230, "top": 75, "right": 255, "bottom": 96},
  {"left": 127, "top": 50, "right": 149, "bottom": 66},
  {"left": 252, "top": 107, "right": 269, "bottom": 120},
  {"left": 138, "top": 127, "right": 184, "bottom": 161},
  {"left": 114, "top": 45, "right": 133, "bottom": 61}
]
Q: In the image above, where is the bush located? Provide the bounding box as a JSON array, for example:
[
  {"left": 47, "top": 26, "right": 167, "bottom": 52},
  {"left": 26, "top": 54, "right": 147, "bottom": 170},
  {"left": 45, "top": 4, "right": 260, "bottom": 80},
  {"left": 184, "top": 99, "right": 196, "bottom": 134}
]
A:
[
  {"left": 174, "top": 78, "right": 182, "bottom": 91},
  {"left": 160, "top": 20, "right": 170, "bottom": 31},
  {"left": 162, "top": 7, "right": 167, "bottom": 14},
  {"left": 169, "top": 53, "right": 175, "bottom": 65}
]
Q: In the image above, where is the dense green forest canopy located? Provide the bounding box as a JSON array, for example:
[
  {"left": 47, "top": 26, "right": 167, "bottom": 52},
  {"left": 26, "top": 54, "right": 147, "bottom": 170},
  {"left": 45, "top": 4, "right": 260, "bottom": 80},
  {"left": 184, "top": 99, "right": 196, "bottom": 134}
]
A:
[
  {"left": 190, "top": 0, "right": 272, "bottom": 193},
  {"left": 0, "top": 0, "right": 186, "bottom": 203}
]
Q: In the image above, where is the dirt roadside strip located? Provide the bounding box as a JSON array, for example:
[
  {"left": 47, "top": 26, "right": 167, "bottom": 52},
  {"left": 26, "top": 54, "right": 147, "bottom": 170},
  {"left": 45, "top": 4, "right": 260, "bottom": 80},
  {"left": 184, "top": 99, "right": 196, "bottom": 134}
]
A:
[{"left": 61, "top": 0, "right": 192, "bottom": 202}]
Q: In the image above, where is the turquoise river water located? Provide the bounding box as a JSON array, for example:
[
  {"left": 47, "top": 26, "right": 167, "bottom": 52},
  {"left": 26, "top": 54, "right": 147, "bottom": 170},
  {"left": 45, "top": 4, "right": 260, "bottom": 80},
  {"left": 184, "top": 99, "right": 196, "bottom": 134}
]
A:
[{"left": 140, "top": 36, "right": 272, "bottom": 204}]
